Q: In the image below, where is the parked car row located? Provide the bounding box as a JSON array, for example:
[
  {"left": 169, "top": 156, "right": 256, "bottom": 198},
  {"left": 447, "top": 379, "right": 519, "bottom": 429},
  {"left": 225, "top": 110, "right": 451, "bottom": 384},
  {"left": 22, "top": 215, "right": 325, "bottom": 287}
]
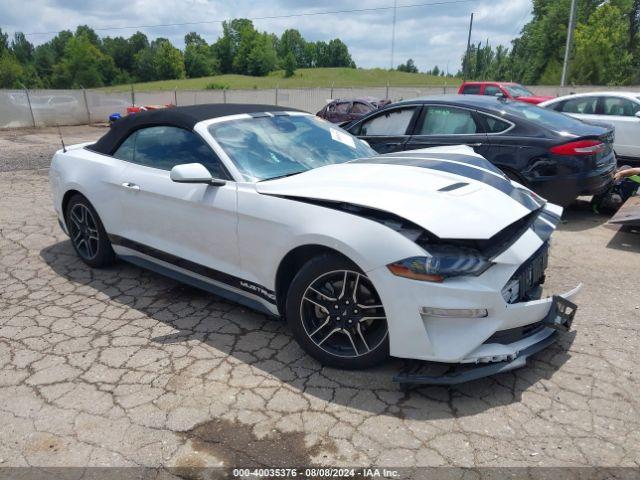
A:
[{"left": 336, "top": 95, "right": 616, "bottom": 207}]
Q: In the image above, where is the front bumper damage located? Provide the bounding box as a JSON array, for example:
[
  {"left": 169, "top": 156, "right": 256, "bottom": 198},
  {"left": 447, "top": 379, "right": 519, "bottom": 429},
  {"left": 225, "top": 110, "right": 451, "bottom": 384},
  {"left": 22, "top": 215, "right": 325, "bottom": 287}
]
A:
[{"left": 394, "top": 293, "right": 579, "bottom": 389}]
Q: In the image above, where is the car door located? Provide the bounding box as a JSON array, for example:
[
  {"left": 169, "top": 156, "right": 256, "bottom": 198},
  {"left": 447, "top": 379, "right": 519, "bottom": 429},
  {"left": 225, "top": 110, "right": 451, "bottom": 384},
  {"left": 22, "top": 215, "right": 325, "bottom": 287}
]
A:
[
  {"left": 348, "top": 105, "right": 420, "bottom": 153},
  {"left": 404, "top": 104, "right": 488, "bottom": 155},
  {"left": 483, "top": 84, "right": 503, "bottom": 98},
  {"left": 116, "top": 125, "right": 241, "bottom": 277},
  {"left": 473, "top": 111, "right": 521, "bottom": 171},
  {"left": 598, "top": 96, "right": 640, "bottom": 158}
]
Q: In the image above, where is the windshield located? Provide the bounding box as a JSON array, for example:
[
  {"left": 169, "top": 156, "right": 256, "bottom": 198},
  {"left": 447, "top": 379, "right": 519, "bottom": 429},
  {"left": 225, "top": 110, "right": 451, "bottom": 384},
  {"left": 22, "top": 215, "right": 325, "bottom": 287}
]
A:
[
  {"left": 208, "top": 114, "right": 376, "bottom": 181},
  {"left": 504, "top": 84, "right": 534, "bottom": 97},
  {"left": 503, "top": 101, "right": 588, "bottom": 130}
]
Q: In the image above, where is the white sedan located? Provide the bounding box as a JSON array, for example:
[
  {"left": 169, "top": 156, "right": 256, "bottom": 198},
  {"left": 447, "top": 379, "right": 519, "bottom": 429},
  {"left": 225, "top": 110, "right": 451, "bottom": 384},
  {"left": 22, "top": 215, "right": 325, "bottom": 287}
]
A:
[
  {"left": 540, "top": 91, "right": 640, "bottom": 163},
  {"left": 49, "top": 104, "right": 580, "bottom": 383}
]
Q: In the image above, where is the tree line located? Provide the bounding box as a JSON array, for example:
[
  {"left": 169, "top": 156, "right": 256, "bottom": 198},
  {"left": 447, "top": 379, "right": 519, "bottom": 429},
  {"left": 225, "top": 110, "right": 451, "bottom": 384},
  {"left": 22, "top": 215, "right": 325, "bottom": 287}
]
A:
[
  {"left": 461, "top": 0, "right": 640, "bottom": 85},
  {"left": 0, "top": 19, "right": 356, "bottom": 89}
]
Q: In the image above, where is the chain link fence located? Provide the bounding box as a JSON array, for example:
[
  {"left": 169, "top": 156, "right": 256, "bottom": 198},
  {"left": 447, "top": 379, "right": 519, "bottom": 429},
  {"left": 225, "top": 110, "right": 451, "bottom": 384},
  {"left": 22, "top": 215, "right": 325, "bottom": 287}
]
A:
[{"left": 1, "top": 84, "right": 636, "bottom": 129}]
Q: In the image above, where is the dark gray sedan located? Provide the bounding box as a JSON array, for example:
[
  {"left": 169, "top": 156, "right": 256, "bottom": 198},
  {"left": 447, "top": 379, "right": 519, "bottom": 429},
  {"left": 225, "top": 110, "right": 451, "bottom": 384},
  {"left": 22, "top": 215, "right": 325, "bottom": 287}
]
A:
[{"left": 344, "top": 95, "right": 616, "bottom": 206}]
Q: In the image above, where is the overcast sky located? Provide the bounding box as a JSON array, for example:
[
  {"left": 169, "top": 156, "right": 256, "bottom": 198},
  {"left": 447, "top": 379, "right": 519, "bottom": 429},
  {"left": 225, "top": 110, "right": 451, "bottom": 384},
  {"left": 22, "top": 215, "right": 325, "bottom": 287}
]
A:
[{"left": 0, "top": 0, "right": 532, "bottom": 72}]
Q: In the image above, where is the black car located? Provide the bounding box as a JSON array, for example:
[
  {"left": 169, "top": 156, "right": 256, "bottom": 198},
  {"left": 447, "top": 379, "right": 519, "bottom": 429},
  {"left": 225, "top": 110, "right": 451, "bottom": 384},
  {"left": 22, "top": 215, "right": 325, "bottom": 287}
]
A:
[{"left": 344, "top": 95, "right": 616, "bottom": 206}]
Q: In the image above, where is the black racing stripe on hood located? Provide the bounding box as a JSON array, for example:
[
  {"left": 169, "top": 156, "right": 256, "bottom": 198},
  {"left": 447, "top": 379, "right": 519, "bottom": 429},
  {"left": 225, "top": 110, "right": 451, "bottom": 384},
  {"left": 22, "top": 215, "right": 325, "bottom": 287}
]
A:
[
  {"left": 531, "top": 216, "right": 555, "bottom": 241},
  {"left": 379, "top": 151, "right": 506, "bottom": 175},
  {"left": 354, "top": 156, "right": 542, "bottom": 211}
]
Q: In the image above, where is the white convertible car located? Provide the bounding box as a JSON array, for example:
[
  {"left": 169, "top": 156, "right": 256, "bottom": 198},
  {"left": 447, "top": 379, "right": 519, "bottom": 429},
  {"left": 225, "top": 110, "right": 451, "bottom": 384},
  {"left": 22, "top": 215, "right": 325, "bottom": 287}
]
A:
[{"left": 49, "top": 104, "right": 580, "bottom": 383}]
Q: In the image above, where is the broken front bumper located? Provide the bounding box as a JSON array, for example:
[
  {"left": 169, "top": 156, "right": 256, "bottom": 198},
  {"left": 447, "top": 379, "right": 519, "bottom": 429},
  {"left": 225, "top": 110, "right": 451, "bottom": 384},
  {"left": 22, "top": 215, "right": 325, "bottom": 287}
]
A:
[{"left": 394, "top": 294, "right": 578, "bottom": 388}]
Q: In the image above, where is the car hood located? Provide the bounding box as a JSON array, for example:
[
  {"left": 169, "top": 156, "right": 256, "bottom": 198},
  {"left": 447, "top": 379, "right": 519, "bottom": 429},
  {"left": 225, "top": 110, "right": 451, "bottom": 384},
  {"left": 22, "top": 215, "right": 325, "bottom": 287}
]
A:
[{"left": 256, "top": 146, "right": 545, "bottom": 240}]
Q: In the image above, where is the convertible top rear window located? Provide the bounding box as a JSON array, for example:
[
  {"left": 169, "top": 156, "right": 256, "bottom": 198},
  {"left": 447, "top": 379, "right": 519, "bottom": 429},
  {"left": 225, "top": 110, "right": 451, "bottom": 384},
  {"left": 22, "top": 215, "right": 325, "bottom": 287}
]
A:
[{"left": 209, "top": 115, "right": 375, "bottom": 181}]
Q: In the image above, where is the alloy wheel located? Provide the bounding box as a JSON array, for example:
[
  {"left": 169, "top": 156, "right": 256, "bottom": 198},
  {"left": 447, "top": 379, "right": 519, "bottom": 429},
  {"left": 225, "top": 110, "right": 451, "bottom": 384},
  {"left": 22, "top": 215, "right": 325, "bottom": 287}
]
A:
[
  {"left": 299, "top": 269, "right": 388, "bottom": 358},
  {"left": 68, "top": 203, "right": 100, "bottom": 260}
]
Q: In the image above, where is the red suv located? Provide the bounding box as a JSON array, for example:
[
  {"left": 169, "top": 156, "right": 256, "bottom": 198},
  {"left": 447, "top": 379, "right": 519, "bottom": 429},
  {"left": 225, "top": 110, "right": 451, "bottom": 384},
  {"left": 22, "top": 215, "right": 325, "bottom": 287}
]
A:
[{"left": 458, "top": 82, "right": 553, "bottom": 105}]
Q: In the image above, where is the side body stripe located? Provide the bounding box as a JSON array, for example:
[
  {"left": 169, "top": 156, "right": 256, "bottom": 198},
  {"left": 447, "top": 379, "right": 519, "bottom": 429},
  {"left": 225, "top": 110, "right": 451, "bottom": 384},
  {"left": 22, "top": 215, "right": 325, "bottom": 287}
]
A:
[{"left": 108, "top": 234, "right": 276, "bottom": 304}]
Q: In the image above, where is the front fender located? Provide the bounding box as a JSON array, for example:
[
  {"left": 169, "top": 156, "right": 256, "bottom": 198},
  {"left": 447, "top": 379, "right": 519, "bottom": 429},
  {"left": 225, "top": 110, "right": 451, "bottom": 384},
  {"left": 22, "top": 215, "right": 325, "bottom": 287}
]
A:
[{"left": 236, "top": 190, "right": 426, "bottom": 292}]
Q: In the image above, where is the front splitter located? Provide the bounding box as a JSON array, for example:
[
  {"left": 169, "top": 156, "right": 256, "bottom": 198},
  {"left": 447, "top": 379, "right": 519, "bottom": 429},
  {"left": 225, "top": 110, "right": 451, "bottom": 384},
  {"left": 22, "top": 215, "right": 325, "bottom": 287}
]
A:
[{"left": 393, "top": 331, "right": 558, "bottom": 390}]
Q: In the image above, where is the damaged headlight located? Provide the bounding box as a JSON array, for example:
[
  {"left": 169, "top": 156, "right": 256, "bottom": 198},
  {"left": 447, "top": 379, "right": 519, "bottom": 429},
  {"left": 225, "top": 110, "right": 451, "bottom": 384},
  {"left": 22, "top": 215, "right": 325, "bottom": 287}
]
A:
[{"left": 387, "top": 245, "right": 493, "bottom": 282}]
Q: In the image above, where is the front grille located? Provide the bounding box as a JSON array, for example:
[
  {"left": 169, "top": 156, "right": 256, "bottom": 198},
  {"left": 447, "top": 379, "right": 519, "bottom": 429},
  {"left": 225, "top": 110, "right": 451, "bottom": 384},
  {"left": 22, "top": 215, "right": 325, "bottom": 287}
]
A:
[
  {"left": 502, "top": 243, "right": 549, "bottom": 304},
  {"left": 484, "top": 320, "right": 545, "bottom": 345}
]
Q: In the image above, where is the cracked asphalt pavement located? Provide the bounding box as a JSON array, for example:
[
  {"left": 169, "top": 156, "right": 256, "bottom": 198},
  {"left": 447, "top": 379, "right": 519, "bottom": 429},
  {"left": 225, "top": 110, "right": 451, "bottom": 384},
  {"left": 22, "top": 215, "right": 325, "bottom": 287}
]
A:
[{"left": 1, "top": 126, "right": 639, "bottom": 470}]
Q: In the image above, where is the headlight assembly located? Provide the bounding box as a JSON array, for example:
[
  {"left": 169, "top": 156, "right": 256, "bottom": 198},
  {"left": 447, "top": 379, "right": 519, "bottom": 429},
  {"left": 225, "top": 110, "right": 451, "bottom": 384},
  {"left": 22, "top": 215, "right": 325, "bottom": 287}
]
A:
[{"left": 387, "top": 245, "right": 493, "bottom": 282}]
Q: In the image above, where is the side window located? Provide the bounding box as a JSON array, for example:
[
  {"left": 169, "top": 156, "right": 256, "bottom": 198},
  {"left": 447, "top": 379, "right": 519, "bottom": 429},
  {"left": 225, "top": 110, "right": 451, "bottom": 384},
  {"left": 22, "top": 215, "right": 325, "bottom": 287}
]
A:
[
  {"left": 133, "top": 126, "right": 227, "bottom": 178},
  {"left": 113, "top": 131, "right": 137, "bottom": 162},
  {"left": 335, "top": 102, "right": 351, "bottom": 114},
  {"left": 482, "top": 114, "right": 512, "bottom": 134},
  {"left": 483, "top": 85, "right": 502, "bottom": 96},
  {"left": 350, "top": 102, "right": 371, "bottom": 114},
  {"left": 462, "top": 85, "right": 481, "bottom": 94},
  {"left": 559, "top": 97, "right": 598, "bottom": 114},
  {"left": 418, "top": 106, "right": 479, "bottom": 135},
  {"left": 602, "top": 97, "right": 640, "bottom": 116},
  {"left": 359, "top": 108, "right": 416, "bottom": 136}
]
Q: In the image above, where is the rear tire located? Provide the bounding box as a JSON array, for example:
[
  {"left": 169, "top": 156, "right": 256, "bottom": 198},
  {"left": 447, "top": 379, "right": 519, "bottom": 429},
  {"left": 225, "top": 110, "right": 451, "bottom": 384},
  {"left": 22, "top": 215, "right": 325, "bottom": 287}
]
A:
[
  {"left": 65, "top": 194, "right": 116, "bottom": 268},
  {"left": 285, "top": 254, "right": 389, "bottom": 369}
]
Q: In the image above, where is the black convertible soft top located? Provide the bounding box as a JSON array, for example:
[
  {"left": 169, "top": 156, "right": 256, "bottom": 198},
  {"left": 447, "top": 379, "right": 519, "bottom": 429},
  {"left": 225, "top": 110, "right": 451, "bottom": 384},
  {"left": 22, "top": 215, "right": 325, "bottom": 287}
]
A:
[{"left": 87, "top": 103, "right": 302, "bottom": 155}]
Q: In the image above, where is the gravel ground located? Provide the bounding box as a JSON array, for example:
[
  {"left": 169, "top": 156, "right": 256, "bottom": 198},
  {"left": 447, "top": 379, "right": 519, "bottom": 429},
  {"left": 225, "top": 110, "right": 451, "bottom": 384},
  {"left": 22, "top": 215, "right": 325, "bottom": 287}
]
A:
[
  {"left": 0, "top": 126, "right": 639, "bottom": 472},
  {"left": 0, "top": 125, "right": 107, "bottom": 172}
]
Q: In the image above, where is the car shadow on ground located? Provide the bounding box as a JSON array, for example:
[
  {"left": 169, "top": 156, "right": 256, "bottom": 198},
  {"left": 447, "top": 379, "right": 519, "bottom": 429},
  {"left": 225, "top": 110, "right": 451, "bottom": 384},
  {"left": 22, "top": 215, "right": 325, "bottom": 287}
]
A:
[
  {"left": 557, "top": 199, "right": 611, "bottom": 232},
  {"left": 605, "top": 225, "right": 640, "bottom": 252},
  {"left": 40, "top": 240, "right": 575, "bottom": 420}
]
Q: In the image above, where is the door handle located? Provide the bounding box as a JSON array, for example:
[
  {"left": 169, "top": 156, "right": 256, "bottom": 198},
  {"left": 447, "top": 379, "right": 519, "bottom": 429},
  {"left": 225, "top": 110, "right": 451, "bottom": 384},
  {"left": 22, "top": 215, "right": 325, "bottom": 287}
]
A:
[
  {"left": 467, "top": 143, "right": 482, "bottom": 147},
  {"left": 121, "top": 182, "right": 140, "bottom": 191}
]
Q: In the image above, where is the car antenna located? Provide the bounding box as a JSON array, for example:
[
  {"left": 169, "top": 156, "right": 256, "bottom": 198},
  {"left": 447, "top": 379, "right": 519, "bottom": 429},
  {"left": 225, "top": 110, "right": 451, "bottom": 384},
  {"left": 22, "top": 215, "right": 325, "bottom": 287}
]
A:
[{"left": 56, "top": 123, "right": 67, "bottom": 152}]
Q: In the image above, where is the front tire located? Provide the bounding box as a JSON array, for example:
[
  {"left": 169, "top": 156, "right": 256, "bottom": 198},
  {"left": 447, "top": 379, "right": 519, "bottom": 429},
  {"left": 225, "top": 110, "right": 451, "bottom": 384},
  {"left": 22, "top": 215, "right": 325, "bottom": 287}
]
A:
[
  {"left": 65, "top": 194, "right": 115, "bottom": 268},
  {"left": 285, "top": 254, "right": 389, "bottom": 369}
]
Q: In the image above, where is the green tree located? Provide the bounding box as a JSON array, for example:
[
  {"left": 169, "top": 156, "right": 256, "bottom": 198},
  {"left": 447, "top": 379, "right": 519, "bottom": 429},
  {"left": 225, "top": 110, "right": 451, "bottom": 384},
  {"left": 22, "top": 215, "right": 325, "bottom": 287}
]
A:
[
  {"left": 134, "top": 39, "right": 185, "bottom": 81},
  {"left": 75, "top": 25, "right": 101, "bottom": 48},
  {"left": 184, "top": 32, "right": 219, "bottom": 78},
  {"left": 49, "top": 30, "right": 74, "bottom": 61},
  {"left": 51, "top": 33, "right": 116, "bottom": 88},
  {"left": 0, "top": 28, "right": 8, "bottom": 54},
  {"left": 397, "top": 58, "right": 418, "bottom": 73},
  {"left": 133, "top": 46, "right": 158, "bottom": 81},
  {"left": 572, "top": 3, "right": 634, "bottom": 84},
  {"left": 327, "top": 39, "right": 355, "bottom": 67},
  {"left": 128, "top": 31, "right": 149, "bottom": 53},
  {"left": 0, "top": 53, "right": 25, "bottom": 88},
  {"left": 283, "top": 51, "right": 297, "bottom": 77},
  {"left": 10, "top": 32, "right": 33, "bottom": 64},
  {"left": 509, "top": 0, "right": 601, "bottom": 84},
  {"left": 279, "top": 29, "right": 307, "bottom": 67},
  {"left": 245, "top": 33, "right": 277, "bottom": 76},
  {"left": 153, "top": 39, "right": 185, "bottom": 80},
  {"left": 314, "top": 41, "right": 330, "bottom": 67},
  {"left": 213, "top": 18, "right": 256, "bottom": 73},
  {"left": 33, "top": 44, "right": 56, "bottom": 85}
]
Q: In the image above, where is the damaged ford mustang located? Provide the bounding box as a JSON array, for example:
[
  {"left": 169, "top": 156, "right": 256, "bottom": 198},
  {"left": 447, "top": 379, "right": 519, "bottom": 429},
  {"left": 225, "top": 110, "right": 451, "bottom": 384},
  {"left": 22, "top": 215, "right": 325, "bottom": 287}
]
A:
[{"left": 49, "top": 104, "right": 580, "bottom": 383}]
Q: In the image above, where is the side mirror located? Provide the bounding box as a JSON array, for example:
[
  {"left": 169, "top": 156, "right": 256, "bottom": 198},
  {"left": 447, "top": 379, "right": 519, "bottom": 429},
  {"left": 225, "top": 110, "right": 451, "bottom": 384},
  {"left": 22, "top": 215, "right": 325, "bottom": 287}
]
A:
[
  {"left": 170, "top": 163, "right": 226, "bottom": 186},
  {"left": 635, "top": 111, "right": 640, "bottom": 119}
]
